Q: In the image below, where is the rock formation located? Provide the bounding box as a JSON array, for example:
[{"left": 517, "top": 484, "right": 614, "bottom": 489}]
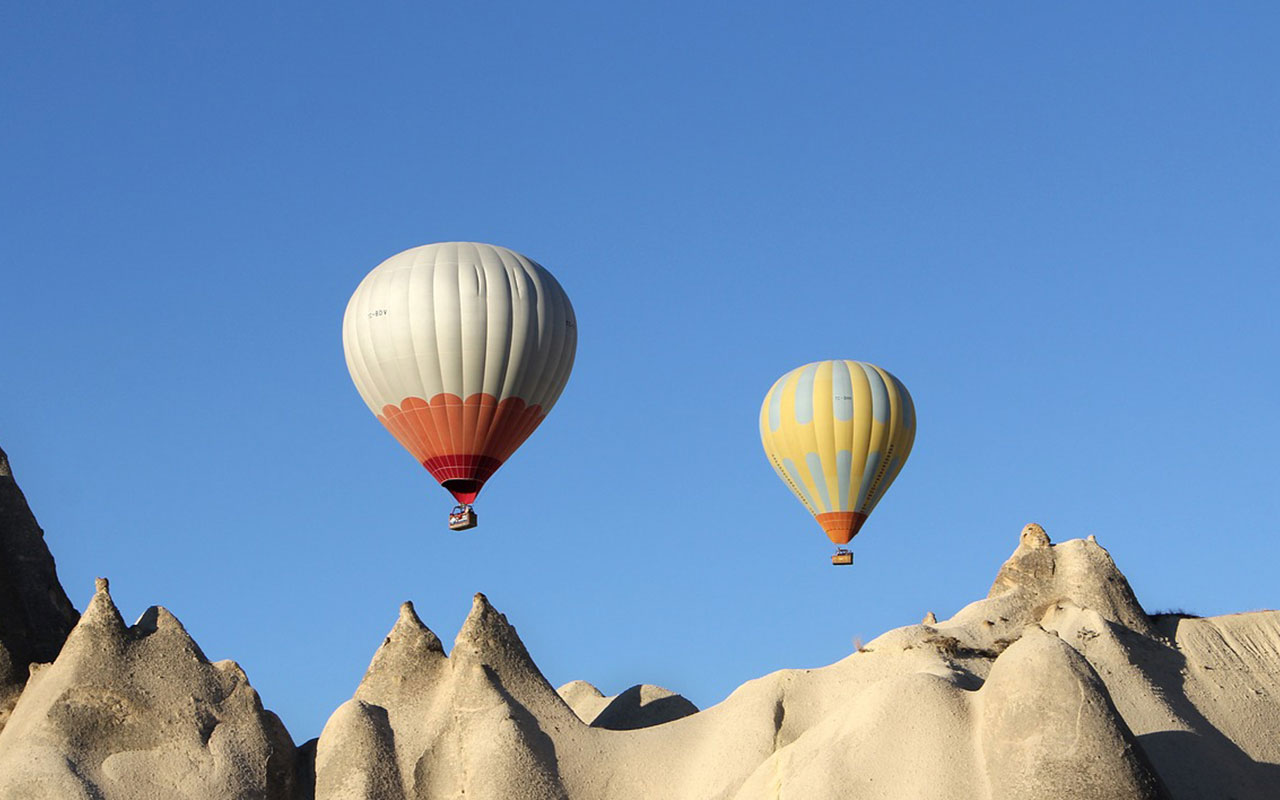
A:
[
  {"left": 1, "top": 445, "right": 1278, "bottom": 799},
  {"left": 557, "top": 680, "right": 698, "bottom": 730},
  {"left": 0, "top": 444, "right": 78, "bottom": 732},
  {"left": 0, "top": 578, "right": 296, "bottom": 799}
]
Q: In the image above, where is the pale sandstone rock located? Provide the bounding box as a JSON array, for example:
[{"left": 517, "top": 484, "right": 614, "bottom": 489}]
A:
[
  {"left": 2, "top": 458, "right": 1278, "bottom": 800},
  {"left": 557, "top": 680, "right": 698, "bottom": 729},
  {"left": 0, "top": 579, "right": 295, "bottom": 799}
]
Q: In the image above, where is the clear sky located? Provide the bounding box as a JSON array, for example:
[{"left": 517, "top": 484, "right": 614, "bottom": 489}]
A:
[{"left": 3, "top": 3, "right": 1277, "bottom": 742}]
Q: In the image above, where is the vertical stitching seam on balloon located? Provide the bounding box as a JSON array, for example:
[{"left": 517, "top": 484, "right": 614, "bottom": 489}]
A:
[
  {"left": 401, "top": 249, "right": 437, "bottom": 465},
  {"left": 791, "top": 363, "right": 826, "bottom": 513},
  {"left": 854, "top": 363, "right": 889, "bottom": 513},
  {"left": 519, "top": 258, "right": 549, "bottom": 405},
  {"left": 877, "top": 370, "right": 916, "bottom": 511},
  {"left": 462, "top": 245, "right": 486, "bottom": 460},
  {"left": 479, "top": 249, "right": 524, "bottom": 461},
  {"left": 860, "top": 364, "right": 898, "bottom": 514},
  {"left": 433, "top": 248, "right": 459, "bottom": 459},
  {"left": 533, "top": 262, "right": 571, "bottom": 411},
  {"left": 471, "top": 252, "right": 502, "bottom": 456},
  {"left": 404, "top": 248, "right": 441, "bottom": 467},
  {"left": 832, "top": 360, "right": 855, "bottom": 510},
  {"left": 532, "top": 264, "right": 566, "bottom": 411},
  {"left": 761, "top": 378, "right": 811, "bottom": 514},
  {"left": 775, "top": 366, "right": 821, "bottom": 515},
  {"left": 813, "top": 361, "right": 839, "bottom": 513}
]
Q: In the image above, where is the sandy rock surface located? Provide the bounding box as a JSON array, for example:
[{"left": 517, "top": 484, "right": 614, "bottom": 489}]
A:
[
  {"left": 557, "top": 680, "right": 698, "bottom": 729},
  {"left": 309, "top": 525, "right": 1275, "bottom": 800},
  {"left": 1, "top": 447, "right": 1277, "bottom": 799},
  {"left": 0, "top": 579, "right": 295, "bottom": 799}
]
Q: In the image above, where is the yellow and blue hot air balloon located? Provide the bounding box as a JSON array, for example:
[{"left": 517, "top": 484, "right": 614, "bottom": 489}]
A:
[{"left": 759, "top": 360, "right": 916, "bottom": 565}]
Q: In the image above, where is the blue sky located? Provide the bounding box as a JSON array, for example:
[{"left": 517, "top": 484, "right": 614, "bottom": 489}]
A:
[{"left": 3, "top": 3, "right": 1277, "bottom": 741}]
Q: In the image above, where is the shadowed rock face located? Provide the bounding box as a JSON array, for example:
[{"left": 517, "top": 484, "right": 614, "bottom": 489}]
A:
[
  {"left": 0, "top": 449, "right": 1277, "bottom": 800},
  {"left": 557, "top": 681, "right": 699, "bottom": 730},
  {"left": 0, "top": 445, "right": 78, "bottom": 731}
]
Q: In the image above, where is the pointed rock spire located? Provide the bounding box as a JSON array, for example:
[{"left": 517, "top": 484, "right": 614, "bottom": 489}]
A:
[
  {"left": 453, "top": 593, "right": 535, "bottom": 669},
  {"left": 354, "top": 601, "right": 447, "bottom": 707},
  {"left": 391, "top": 601, "right": 444, "bottom": 651},
  {"left": 61, "top": 577, "right": 127, "bottom": 654},
  {"left": 453, "top": 593, "right": 573, "bottom": 721}
]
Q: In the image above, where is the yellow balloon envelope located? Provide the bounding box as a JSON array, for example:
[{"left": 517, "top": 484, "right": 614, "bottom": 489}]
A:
[{"left": 759, "top": 360, "right": 916, "bottom": 544}]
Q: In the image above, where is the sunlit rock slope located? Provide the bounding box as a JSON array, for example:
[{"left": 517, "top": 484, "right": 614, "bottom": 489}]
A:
[
  {"left": 1, "top": 443, "right": 1277, "bottom": 799},
  {"left": 0, "top": 578, "right": 296, "bottom": 799}
]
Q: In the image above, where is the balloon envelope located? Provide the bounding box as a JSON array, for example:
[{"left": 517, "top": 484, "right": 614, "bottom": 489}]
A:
[
  {"left": 343, "top": 242, "right": 576, "bottom": 503},
  {"left": 759, "top": 360, "right": 915, "bottom": 544}
]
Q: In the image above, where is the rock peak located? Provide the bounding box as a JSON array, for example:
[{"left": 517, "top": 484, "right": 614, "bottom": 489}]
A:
[
  {"left": 1020, "top": 522, "right": 1050, "bottom": 548},
  {"left": 81, "top": 577, "right": 125, "bottom": 632},
  {"left": 452, "top": 593, "right": 574, "bottom": 721},
  {"left": 987, "top": 526, "right": 1154, "bottom": 636},
  {"left": 456, "top": 593, "right": 510, "bottom": 647},
  {"left": 389, "top": 602, "right": 440, "bottom": 648},
  {"left": 352, "top": 600, "right": 446, "bottom": 707},
  {"left": 133, "top": 605, "right": 186, "bottom": 635},
  {"left": 398, "top": 600, "right": 418, "bottom": 623}
]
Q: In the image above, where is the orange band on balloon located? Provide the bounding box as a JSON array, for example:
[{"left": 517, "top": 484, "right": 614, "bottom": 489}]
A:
[
  {"left": 815, "top": 511, "right": 868, "bottom": 545},
  {"left": 378, "top": 393, "right": 546, "bottom": 500}
]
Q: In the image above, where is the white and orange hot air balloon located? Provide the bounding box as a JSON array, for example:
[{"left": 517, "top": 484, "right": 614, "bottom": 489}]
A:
[{"left": 342, "top": 242, "right": 577, "bottom": 529}]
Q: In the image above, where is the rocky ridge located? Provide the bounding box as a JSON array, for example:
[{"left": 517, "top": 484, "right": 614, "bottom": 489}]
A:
[{"left": 1, "top": 447, "right": 1277, "bottom": 799}]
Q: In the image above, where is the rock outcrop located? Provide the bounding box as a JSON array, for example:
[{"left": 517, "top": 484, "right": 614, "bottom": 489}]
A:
[
  {"left": 311, "top": 525, "right": 1277, "bottom": 799},
  {"left": 314, "top": 596, "right": 577, "bottom": 800},
  {"left": 0, "top": 445, "right": 78, "bottom": 731},
  {"left": 1, "top": 447, "right": 1278, "bottom": 799},
  {"left": 557, "top": 680, "right": 698, "bottom": 729},
  {"left": 0, "top": 578, "right": 296, "bottom": 799}
]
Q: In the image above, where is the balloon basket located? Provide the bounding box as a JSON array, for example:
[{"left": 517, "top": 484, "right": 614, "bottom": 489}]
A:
[
  {"left": 448, "top": 505, "right": 478, "bottom": 531},
  {"left": 831, "top": 549, "right": 853, "bottom": 566}
]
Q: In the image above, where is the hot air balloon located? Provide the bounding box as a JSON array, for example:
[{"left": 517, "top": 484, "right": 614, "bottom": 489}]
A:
[
  {"left": 343, "top": 242, "right": 577, "bottom": 530},
  {"left": 759, "top": 360, "right": 915, "bottom": 565}
]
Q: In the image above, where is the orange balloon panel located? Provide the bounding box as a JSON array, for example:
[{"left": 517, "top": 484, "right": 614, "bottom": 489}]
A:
[{"left": 378, "top": 394, "right": 546, "bottom": 503}]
